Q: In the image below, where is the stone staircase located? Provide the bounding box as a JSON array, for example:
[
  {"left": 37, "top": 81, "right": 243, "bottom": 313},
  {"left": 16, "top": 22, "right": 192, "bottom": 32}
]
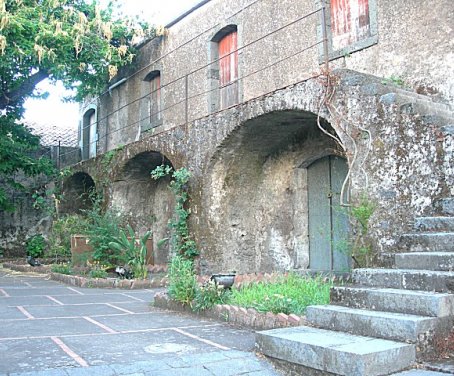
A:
[{"left": 256, "top": 198, "right": 454, "bottom": 376}]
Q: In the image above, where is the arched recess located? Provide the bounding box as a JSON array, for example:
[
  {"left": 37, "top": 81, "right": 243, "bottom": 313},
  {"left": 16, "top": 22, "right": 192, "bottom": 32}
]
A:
[
  {"left": 203, "top": 110, "right": 348, "bottom": 274},
  {"left": 111, "top": 151, "right": 174, "bottom": 265},
  {"left": 59, "top": 172, "right": 96, "bottom": 215}
]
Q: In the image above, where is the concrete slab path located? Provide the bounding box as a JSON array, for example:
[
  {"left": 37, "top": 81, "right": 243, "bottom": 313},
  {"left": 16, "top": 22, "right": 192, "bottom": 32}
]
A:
[{"left": 0, "top": 268, "right": 279, "bottom": 376}]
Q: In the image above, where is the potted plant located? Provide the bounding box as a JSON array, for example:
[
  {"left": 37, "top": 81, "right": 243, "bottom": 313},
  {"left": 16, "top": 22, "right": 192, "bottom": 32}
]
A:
[{"left": 210, "top": 273, "right": 236, "bottom": 289}]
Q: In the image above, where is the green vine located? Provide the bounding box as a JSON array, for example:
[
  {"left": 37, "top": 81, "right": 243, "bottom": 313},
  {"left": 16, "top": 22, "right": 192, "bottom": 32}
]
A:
[
  {"left": 101, "top": 145, "right": 123, "bottom": 170},
  {"left": 150, "top": 165, "right": 198, "bottom": 260},
  {"left": 98, "top": 145, "right": 124, "bottom": 189},
  {"left": 32, "top": 167, "right": 72, "bottom": 215}
]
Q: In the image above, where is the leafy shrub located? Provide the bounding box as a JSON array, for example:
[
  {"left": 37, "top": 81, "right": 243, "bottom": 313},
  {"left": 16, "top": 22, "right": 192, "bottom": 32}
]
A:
[
  {"left": 83, "top": 202, "right": 127, "bottom": 267},
  {"left": 193, "top": 280, "right": 230, "bottom": 312},
  {"left": 26, "top": 234, "right": 46, "bottom": 258},
  {"left": 47, "top": 215, "right": 89, "bottom": 261},
  {"left": 86, "top": 260, "right": 109, "bottom": 279},
  {"left": 109, "top": 225, "right": 151, "bottom": 279},
  {"left": 229, "top": 273, "right": 332, "bottom": 315},
  {"left": 51, "top": 263, "right": 72, "bottom": 275},
  {"left": 167, "top": 255, "right": 197, "bottom": 305},
  {"left": 349, "top": 195, "right": 376, "bottom": 267},
  {"left": 88, "top": 269, "right": 108, "bottom": 278}
]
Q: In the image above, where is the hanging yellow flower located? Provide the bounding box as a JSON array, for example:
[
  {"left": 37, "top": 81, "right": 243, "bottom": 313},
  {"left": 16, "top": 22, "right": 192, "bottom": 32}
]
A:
[
  {"left": 0, "top": 12, "right": 9, "bottom": 31},
  {"left": 108, "top": 65, "right": 118, "bottom": 80},
  {"left": 34, "top": 44, "right": 45, "bottom": 63},
  {"left": 101, "top": 22, "right": 112, "bottom": 41},
  {"left": 0, "top": 35, "right": 6, "bottom": 55},
  {"left": 117, "top": 45, "right": 127, "bottom": 57}
]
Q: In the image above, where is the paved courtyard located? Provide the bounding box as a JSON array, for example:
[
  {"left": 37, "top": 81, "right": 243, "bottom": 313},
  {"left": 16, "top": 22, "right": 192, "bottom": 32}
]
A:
[{"left": 0, "top": 268, "right": 279, "bottom": 376}]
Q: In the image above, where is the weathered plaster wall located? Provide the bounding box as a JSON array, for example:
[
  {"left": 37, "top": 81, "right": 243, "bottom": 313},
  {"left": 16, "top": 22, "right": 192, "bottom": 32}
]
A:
[
  {"left": 88, "top": 0, "right": 453, "bottom": 158},
  {"left": 69, "top": 69, "right": 453, "bottom": 273},
  {"left": 329, "top": 0, "right": 454, "bottom": 103},
  {"left": 70, "top": 0, "right": 453, "bottom": 272}
]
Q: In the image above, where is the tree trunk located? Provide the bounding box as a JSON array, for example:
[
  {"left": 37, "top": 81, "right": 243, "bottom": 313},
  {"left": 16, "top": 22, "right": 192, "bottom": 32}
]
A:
[{"left": 0, "top": 69, "right": 49, "bottom": 110}]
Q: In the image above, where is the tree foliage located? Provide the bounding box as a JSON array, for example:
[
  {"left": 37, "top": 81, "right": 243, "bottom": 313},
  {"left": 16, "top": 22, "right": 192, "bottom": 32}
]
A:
[
  {"left": 0, "top": 0, "right": 155, "bottom": 211},
  {"left": 0, "top": 0, "right": 155, "bottom": 109}
]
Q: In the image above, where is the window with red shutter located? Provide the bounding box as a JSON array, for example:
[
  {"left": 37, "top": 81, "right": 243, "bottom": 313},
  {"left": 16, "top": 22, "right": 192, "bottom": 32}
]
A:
[
  {"left": 218, "top": 31, "right": 238, "bottom": 109},
  {"left": 321, "top": 0, "right": 378, "bottom": 59},
  {"left": 329, "top": 0, "right": 375, "bottom": 54}
]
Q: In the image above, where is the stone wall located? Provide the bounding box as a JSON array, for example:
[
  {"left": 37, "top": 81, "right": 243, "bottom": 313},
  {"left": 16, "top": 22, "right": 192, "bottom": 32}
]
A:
[
  {"left": 0, "top": 153, "right": 52, "bottom": 257},
  {"left": 70, "top": 0, "right": 453, "bottom": 274},
  {"left": 67, "top": 69, "right": 453, "bottom": 274},
  {"left": 84, "top": 0, "right": 453, "bottom": 158},
  {"left": 0, "top": 144, "right": 81, "bottom": 257}
]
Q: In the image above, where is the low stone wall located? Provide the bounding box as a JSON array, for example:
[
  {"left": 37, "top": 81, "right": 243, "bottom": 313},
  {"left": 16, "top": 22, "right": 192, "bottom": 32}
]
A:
[
  {"left": 50, "top": 272, "right": 167, "bottom": 289},
  {"left": 196, "top": 272, "right": 287, "bottom": 288},
  {"left": 2, "top": 262, "right": 168, "bottom": 289},
  {"left": 2, "top": 262, "right": 51, "bottom": 274},
  {"left": 153, "top": 292, "right": 307, "bottom": 331}
]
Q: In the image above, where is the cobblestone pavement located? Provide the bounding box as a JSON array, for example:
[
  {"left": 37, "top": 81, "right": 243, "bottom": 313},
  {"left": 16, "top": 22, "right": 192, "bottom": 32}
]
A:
[{"left": 0, "top": 268, "right": 279, "bottom": 376}]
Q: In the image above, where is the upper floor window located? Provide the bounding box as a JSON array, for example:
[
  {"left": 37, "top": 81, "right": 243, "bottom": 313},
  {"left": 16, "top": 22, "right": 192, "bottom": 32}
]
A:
[
  {"left": 209, "top": 25, "right": 239, "bottom": 112},
  {"left": 144, "top": 70, "right": 162, "bottom": 128},
  {"left": 218, "top": 30, "right": 238, "bottom": 108},
  {"left": 331, "top": 0, "right": 370, "bottom": 50},
  {"left": 81, "top": 107, "right": 97, "bottom": 160},
  {"left": 324, "top": 0, "right": 377, "bottom": 59}
]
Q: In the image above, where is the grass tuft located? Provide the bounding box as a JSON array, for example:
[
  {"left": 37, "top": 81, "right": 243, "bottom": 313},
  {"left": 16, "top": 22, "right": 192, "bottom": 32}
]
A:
[{"left": 229, "top": 273, "right": 333, "bottom": 315}]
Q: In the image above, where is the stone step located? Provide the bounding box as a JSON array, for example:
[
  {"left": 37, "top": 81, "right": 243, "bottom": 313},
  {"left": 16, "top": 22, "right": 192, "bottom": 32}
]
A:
[
  {"left": 400, "top": 233, "right": 454, "bottom": 252},
  {"left": 330, "top": 286, "right": 454, "bottom": 317},
  {"left": 395, "top": 252, "right": 454, "bottom": 271},
  {"left": 391, "top": 370, "right": 452, "bottom": 375},
  {"left": 388, "top": 89, "right": 454, "bottom": 116},
  {"left": 256, "top": 326, "right": 415, "bottom": 376},
  {"left": 352, "top": 268, "right": 454, "bottom": 293},
  {"left": 414, "top": 217, "right": 454, "bottom": 232},
  {"left": 437, "top": 198, "right": 454, "bottom": 216},
  {"left": 306, "top": 305, "right": 439, "bottom": 343}
]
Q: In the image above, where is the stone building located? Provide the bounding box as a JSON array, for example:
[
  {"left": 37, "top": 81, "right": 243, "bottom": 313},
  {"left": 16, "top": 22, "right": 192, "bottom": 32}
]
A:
[{"left": 66, "top": 0, "right": 454, "bottom": 274}]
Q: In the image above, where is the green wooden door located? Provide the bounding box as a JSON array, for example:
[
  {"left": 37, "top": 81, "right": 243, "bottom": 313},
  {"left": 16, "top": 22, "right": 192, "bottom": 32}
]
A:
[{"left": 308, "top": 155, "right": 350, "bottom": 271}]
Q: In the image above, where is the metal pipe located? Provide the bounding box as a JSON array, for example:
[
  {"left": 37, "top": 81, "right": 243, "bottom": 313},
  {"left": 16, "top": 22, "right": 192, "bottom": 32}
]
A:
[
  {"left": 108, "top": 78, "right": 127, "bottom": 92},
  {"left": 321, "top": 5, "right": 329, "bottom": 70}
]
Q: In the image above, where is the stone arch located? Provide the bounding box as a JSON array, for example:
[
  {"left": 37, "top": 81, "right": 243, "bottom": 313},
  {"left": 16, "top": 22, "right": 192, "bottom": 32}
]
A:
[
  {"left": 59, "top": 172, "right": 96, "bottom": 216},
  {"left": 111, "top": 150, "right": 174, "bottom": 265},
  {"left": 201, "top": 109, "right": 347, "bottom": 274}
]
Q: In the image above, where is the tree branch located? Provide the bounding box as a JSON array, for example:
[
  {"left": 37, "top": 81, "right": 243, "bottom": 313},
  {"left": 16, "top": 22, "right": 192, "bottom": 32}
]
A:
[{"left": 0, "top": 69, "right": 49, "bottom": 110}]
